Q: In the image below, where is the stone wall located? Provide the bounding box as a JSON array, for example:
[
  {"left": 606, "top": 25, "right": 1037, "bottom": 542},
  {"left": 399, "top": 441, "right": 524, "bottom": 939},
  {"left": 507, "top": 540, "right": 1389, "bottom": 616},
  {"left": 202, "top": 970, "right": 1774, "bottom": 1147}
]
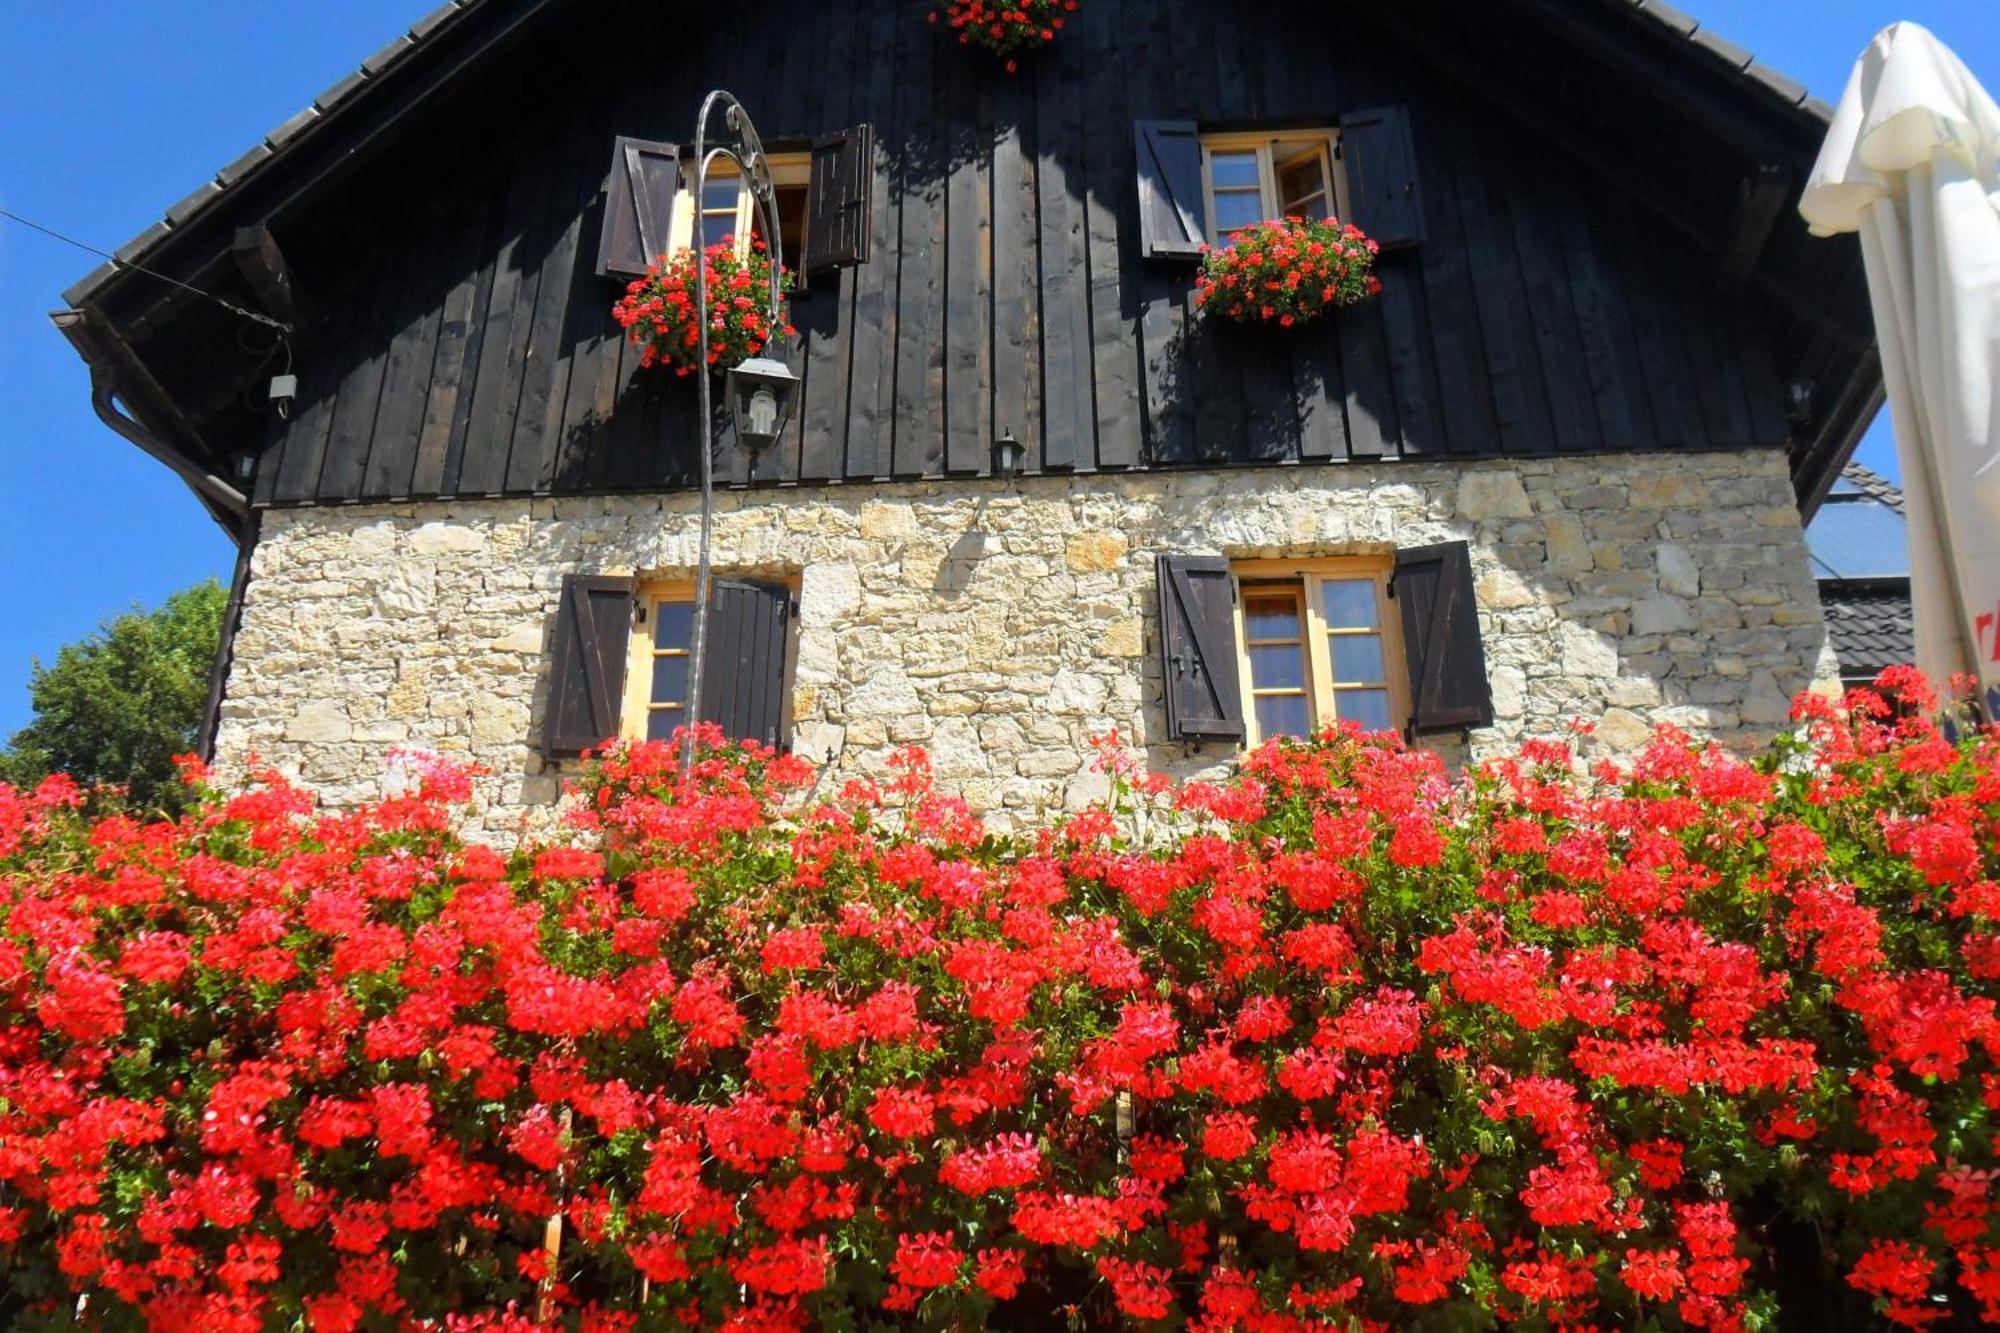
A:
[{"left": 218, "top": 450, "right": 1839, "bottom": 843}]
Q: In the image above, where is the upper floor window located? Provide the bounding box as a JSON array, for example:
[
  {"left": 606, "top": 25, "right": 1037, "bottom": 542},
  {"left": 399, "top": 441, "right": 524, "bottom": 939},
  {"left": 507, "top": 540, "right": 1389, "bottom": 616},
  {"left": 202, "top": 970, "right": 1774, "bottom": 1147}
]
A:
[
  {"left": 670, "top": 155, "right": 813, "bottom": 266},
  {"left": 1200, "top": 131, "right": 1344, "bottom": 247}
]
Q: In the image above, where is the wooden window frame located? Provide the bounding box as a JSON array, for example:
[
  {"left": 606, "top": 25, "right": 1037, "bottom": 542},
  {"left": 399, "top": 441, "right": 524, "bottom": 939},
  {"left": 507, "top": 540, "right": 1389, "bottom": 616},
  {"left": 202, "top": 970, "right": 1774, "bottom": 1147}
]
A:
[
  {"left": 619, "top": 575, "right": 802, "bottom": 743},
  {"left": 1198, "top": 129, "right": 1350, "bottom": 247},
  {"left": 1230, "top": 556, "right": 1409, "bottom": 744},
  {"left": 666, "top": 154, "right": 813, "bottom": 261}
]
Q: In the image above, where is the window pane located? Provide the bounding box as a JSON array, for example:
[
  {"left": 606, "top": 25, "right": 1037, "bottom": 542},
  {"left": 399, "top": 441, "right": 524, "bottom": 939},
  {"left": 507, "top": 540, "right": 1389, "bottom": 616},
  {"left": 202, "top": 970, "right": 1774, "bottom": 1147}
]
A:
[
  {"left": 1249, "top": 644, "right": 1306, "bottom": 691},
  {"left": 1277, "top": 149, "right": 1327, "bottom": 201},
  {"left": 1212, "top": 190, "right": 1265, "bottom": 234},
  {"left": 1256, "top": 694, "right": 1313, "bottom": 740},
  {"left": 646, "top": 707, "right": 680, "bottom": 741},
  {"left": 653, "top": 601, "right": 693, "bottom": 650},
  {"left": 1244, "top": 595, "right": 1301, "bottom": 640},
  {"left": 1320, "top": 580, "right": 1379, "bottom": 629},
  {"left": 703, "top": 177, "right": 741, "bottom": 212},
  {"left": 1331, "top": 635, "right": 1385, "bottom": 683},
  {"left": 1284, "top": 190, "right": 1330, "bottom": 221},
  {"left": 1335, "top": 689, "right": 1394, "bottom": 732},
  {"left": 651, "top": 655, "right": 689, "bottom": 706},
  {"left": 1209, "top": 151, "right": 1260, "bottom": 190}
]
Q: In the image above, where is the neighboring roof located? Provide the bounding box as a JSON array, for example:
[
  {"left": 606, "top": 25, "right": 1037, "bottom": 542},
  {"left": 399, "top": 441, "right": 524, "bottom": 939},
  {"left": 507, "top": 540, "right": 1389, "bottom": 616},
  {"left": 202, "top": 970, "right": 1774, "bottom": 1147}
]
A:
[
  {"left": 1819, "top": 583, "right": 1915, "bottom": 683},
  {"left": 1827, "top": 461, "right": 1906, "bottom": 512},
  {"left": 61, "top": 0, "right": 1835, "bottom": 309},
  {"left": 1809, "top": 463, "right": 1910, "bottom": 579}
]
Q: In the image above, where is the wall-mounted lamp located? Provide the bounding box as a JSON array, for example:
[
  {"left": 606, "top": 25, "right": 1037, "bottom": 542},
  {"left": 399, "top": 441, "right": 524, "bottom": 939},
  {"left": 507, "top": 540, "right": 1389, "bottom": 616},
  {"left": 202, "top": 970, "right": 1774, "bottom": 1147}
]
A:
[
  {"left": 727, "top": 351, "right": 800, "bottom": 451},
  {"left": 1786, "top": 381, "right": 1815, "bottom": 426},
  {"left": 991, "top": 427, "right": 1027, "bottom": 479}
]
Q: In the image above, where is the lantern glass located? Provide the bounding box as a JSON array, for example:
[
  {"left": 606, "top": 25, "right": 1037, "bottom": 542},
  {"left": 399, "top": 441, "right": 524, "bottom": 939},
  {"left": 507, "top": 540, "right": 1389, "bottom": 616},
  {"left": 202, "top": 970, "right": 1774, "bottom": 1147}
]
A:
[
  {"left": 727, "top": 354, "right": 799, "bottom": 449},
  {"left": 992, "top": 429, "right": 1027, "bottom": 478}
]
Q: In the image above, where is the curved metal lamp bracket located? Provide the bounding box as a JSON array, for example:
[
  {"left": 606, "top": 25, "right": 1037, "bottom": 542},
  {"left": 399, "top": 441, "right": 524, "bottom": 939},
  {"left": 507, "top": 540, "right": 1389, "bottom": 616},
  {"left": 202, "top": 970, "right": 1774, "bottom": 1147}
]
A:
[{"left": 683, "top": 89, "right": 791, "bottom": 776}]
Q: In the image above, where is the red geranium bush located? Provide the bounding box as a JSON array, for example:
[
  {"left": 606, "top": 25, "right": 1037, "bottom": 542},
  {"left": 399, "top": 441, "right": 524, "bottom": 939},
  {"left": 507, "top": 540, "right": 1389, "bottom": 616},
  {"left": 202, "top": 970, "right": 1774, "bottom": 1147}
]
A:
[
  {"left": 611, "top": 237, "right": 793, "bottom": 377},
  {"left": 931, "top": 0, "right": 1080, "bottom": 72},
  {"left": 4, "top": 671, "right": 2000, "bottom": 1329},
  {"left": 1195, "top": 216, "right": 1382, "bottom": 327}
]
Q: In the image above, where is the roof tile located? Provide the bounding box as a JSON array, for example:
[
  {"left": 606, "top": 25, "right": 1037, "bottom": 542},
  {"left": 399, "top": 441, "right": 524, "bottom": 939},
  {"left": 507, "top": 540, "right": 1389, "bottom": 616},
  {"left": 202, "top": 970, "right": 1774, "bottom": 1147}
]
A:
[
  {"left": 363, "top": 34, "right": 417, "bottom": 76},
  {"left": 266, "top": 105, "right": 321, "bottom": 148},
  {"left": 313, "top": 69, "right": 370, "bottom": 113},
  {"left": 1743, "top": 61, "right": 1809, "bottom": 105},
  {"left": 408, "top": 1, "right": 466, "bottom": 42},
  {"left": 113, "top": 220, "right": 173, "bottom": 265},
  {"left": 1633, "top": 0, "right": 1699, "bottom": 38},
  {"left": 215, "top": 141, "right": 275, "bottom": 187},
  {"left": 1686, "top": 26, "right": 1754, "bottom": 71},
  {"left": 164, "top": 179, "right": 224, "bottom": 226}
]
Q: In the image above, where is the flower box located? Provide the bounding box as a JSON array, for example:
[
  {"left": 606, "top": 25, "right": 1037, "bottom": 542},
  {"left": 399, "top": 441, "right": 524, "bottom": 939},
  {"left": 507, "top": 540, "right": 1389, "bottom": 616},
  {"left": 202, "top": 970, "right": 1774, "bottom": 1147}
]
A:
[
  {"left": 1194, "top": 215, "right": 1383, "bottom": 327},
  {"left": 611, "top": 237, "right": 794, "bottom": 377},
  {"left": 931, "top": 0, "right": 1080, "bottom": 73}
]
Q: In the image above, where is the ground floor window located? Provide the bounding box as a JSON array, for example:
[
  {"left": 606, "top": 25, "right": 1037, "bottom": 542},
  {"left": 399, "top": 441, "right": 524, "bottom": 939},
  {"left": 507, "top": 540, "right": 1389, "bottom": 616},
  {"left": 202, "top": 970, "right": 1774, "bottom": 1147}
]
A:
[{"left": 1233, "top": 558, "right": 1407, "bottom": 743}]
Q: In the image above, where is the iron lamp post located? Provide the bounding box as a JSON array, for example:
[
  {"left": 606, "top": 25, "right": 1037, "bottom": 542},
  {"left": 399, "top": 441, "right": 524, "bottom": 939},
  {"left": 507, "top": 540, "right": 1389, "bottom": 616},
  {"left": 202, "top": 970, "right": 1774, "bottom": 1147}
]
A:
[{"left": 682, "top": 89, "right": 796, "bottom": 778}]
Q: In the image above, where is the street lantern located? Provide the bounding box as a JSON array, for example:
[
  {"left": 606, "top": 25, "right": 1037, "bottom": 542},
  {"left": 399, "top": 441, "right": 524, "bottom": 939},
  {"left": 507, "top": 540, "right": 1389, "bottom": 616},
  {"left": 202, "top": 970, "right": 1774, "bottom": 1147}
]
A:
[
  {"left": 991, "top": 428, "right": 1027, "bottom": 479},
  {"left": 727, "top": 352, "right": 801, "bottom": 451}
]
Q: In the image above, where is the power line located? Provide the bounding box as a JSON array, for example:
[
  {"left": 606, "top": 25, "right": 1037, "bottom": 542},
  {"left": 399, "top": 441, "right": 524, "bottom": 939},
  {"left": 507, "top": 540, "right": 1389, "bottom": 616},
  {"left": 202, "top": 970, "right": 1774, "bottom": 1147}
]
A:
[{"left": 0, "top": 204, "right": 292, "bottom": 333}]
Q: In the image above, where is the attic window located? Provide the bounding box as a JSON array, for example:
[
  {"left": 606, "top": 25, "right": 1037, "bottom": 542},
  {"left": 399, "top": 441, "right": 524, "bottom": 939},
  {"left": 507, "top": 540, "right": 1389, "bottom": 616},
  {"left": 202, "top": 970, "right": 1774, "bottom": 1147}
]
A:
[{"left": 1200, "top": 131, "right": 1345, "bottom": 246}]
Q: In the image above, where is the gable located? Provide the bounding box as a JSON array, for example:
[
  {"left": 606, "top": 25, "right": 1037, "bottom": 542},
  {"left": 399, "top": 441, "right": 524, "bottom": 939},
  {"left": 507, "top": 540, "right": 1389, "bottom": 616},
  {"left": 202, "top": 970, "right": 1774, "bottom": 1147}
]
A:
[{"left": 57, "top": 0, "right": 1879, "bottom": 529}]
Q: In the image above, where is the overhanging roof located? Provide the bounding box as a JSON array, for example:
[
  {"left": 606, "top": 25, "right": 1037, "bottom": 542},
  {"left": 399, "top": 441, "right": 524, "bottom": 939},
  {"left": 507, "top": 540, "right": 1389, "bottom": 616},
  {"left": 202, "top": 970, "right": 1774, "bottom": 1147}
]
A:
[{"left": 62, "top": 0, "right": 1840, "bottom": 310}]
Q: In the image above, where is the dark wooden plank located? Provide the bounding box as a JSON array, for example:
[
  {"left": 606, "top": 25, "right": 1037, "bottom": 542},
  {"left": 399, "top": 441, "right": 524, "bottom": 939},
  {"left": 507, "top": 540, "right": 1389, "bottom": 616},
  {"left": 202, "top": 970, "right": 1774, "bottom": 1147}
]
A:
[
  {"left": 1495, "top": 129, "right": 1599, "bottom": 453},
  {"left": 989, "top": 76, "right": 1037, "bottom": 472},
  {"left": 842, "top": 0, "right": 905, "bottom": 481},
  {"left": 1082, "top": 0, "right": 1142, "bottom": 469},
  {"left": 314, "top": 255, "right": 401, "bottom": 500},
  {"left": 509, "top": 112, "right": 605, "bottom": 495},
  {"left": 1290, "top": 318, "right": 1347, "bottom": 461},
  {"left": 796, "top": 0, "right": 861, "bottom": 483},
  {"left": 1676, "top": 265, "right": 1744, "bottom": 448},
  {"left": 264, "top": 357, "right": 339, "bottom": 504},
  {"left": 1409, "top": 104, "right": 1499, "bottom": 454},
  {"left": 891, "top": 0, "right": 946, "bottom": 478},
  {"left": 439, "top": 183, "right": 512, "bottom": 497},
  {"left": 1375, "top": 257, "right": 1445, "bottom": 455},
  {"left": 1731, "top": 302, "right": 1790, "bottom": 447},
  {"left": 1128, "top": 0, "right": 1195, "bottom": 466},
  {"left": 550, "top": 107, "right": 630, "bottom": 494},
  {"left": 360, "top": 212, "right": 452, "bottom": 499},
  {"left": 1441, "top": 112, "right": 1551, "bottom": 455},
  {"left": 1032, "top": 57, "right": 1093, "bottom": 470},
  {"left": 456, "top": 141, "right": 561, "bottom": 495},
  {"left": 1703, "top": 295, "right": 1757, "bottom": 448},
  {"left": 1545, "top": 157, "right": 1650, "bottom": 451},
  {"left": 943, "top": 62, "right": 991, "bottom": 475},
  {"left": 407, "top": 192, "right": 496, "bottom": 495},
  {"left": 1336, "top": 296, "right": 1398, "bottom": 459}
]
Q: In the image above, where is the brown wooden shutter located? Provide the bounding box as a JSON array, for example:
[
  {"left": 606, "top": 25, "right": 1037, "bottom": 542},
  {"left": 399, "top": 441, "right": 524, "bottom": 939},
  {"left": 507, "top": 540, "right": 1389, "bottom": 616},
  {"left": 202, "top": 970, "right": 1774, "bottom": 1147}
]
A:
[
  {"left": 596, "top": 137, "right": 681, "bottom": 279},
  {"left": 1339, "top": 105, "right": 1426, "bottom": 251},
  {"left": 805, "top": 124, "right": 873, "bottom": 274},
  {"left": 1392, "top": 541, "right": 1491, "bottom": 735},
  {"left": 697, "top": 579, "right": 795, "bottom": 749},
  {"left": 1134, "top": 120, "right": 1209, "bottom": 262},
  {"left": 1157, "top": 556, "right": 1245, "bottom": 741},
  {"left": 543, "top": 575, "right": 636, "bottom": 759}
]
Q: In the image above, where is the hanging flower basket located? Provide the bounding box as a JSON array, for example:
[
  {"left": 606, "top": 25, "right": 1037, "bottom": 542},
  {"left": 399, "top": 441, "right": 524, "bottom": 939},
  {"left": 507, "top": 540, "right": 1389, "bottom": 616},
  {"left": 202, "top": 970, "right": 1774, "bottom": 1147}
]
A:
[
  {"left": 1193, "top": 216, "right": 1383, "bottom": 328},
  {"left": 931, "top": 0, "right": 1080, "bottom": 73},
  {"left": 612, "top": 237, "right": 795, "bottom": 377}
]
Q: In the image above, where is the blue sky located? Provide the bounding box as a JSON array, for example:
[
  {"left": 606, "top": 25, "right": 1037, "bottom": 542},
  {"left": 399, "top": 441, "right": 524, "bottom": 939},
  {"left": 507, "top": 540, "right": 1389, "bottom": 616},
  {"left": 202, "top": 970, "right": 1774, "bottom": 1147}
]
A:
[{"left": 0, "top": 1, "right": 1994, "bottom": 738}]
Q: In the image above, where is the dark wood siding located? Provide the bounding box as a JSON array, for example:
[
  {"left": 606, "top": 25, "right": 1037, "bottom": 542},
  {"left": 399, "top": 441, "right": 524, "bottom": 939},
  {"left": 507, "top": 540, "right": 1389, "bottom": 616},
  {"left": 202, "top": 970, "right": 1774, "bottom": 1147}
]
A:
[{"left": 246, "top": 0, "right": 1800, "bottom": 508}]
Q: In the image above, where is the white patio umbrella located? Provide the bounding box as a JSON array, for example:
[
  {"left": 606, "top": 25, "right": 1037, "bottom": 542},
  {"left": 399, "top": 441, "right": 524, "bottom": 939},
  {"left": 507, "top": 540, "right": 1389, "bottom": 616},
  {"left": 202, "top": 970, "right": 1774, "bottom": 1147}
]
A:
[{"left": 1800, "top": 22, "right": 2000, "bottom": 717}]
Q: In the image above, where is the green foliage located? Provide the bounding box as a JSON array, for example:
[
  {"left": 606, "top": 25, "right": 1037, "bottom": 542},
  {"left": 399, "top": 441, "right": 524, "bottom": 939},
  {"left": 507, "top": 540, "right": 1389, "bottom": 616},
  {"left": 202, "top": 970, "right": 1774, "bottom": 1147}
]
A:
[{"left": 0, "top": 580, "right": 225, "bottom": 815}]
